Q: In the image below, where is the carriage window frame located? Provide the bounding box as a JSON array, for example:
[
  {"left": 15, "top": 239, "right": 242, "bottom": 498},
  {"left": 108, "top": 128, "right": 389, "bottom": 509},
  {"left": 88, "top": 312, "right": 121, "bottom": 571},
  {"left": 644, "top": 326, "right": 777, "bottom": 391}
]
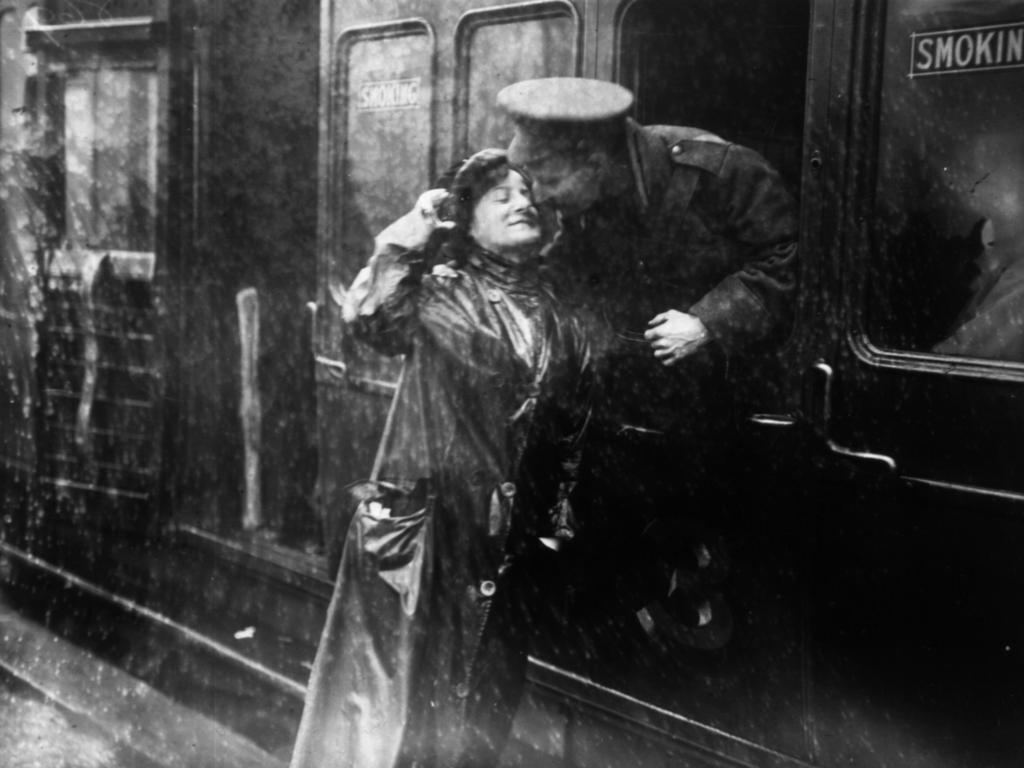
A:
[
  {"left": 848, "top": 2, "right": 1024, "bottom": 385},
  {"left": 326, "top": 18, "right": 437, "bottom": 270},
  {"left": 612, "top": 0, "right": 810, "bottom": 194},
  {"left": 318, "top": 18, "right": 436, "bottom": 392},
  {"left": 452, "top": 0, "right": 582, "bottom": 160}
]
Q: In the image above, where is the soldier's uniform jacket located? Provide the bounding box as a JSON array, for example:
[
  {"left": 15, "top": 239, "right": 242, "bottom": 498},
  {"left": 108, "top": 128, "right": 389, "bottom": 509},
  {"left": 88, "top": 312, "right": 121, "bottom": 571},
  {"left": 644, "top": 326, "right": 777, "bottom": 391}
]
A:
[{"left": 545, "top": 118, "right": 799, "bottom": 435}]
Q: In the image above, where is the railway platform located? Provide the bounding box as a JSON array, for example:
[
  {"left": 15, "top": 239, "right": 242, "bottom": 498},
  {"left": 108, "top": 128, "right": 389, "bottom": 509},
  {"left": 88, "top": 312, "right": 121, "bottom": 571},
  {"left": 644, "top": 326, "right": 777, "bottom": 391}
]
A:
[{"left": 0, "top": 595, "right": 285, "bottom": 768}]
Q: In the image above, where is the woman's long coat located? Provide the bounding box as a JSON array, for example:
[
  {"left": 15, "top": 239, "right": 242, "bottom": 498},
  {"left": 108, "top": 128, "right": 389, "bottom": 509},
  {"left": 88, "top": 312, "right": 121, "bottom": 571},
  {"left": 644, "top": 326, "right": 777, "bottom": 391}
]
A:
[{"left": 289, "top": 213, "right": 591, "bottom": 768}]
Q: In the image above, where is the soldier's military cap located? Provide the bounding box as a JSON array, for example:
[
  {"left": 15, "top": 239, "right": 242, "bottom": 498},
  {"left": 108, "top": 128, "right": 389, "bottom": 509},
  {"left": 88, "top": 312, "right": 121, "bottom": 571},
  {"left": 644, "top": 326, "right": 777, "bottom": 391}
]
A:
[{"left": 497, "top": 78, "right": 634, "bottom": 165}]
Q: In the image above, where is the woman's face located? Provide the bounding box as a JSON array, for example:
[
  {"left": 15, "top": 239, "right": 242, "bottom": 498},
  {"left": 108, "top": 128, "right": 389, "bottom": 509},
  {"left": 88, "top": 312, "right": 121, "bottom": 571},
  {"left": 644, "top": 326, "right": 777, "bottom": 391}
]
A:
[{"left": 468, "top": 170, "right": 541, "bottom": 258}]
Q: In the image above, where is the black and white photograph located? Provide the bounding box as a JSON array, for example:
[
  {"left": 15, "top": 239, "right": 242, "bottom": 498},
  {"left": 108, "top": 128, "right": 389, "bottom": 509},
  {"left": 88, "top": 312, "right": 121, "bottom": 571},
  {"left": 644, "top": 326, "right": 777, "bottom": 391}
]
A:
[{"left": 2, "top": 1, "right": 1024, "bottom": 766}]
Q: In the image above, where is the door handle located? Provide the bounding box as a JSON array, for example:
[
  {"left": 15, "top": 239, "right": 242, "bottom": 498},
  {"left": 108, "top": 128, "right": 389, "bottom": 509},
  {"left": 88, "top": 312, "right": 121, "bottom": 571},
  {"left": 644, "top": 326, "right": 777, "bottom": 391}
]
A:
[
  {"left": 308, "top": 301, "right": 347, "bottom": 380},
  {"left": 749, "top": 413, "right": 798, "bottom": 428},
  {"left": 810, "top": 361, "right": 897, "bottom": 472}
]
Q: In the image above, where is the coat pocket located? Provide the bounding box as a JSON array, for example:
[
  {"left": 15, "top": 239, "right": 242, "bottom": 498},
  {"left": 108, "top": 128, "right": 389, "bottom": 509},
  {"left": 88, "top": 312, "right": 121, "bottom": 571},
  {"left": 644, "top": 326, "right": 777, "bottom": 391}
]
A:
[{"left": 347, "top": 478, "right": 434, "bottom": 617}]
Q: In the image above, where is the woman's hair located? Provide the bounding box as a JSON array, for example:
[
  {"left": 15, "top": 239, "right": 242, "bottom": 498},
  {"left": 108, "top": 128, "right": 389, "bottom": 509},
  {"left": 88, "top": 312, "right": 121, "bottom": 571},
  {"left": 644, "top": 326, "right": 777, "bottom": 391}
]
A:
[
  {"left": 431, "top": 148, "right": 535, "bottom": 262},
  {"left": 448, "top": 148, "right": 517, "bottom": 233}
]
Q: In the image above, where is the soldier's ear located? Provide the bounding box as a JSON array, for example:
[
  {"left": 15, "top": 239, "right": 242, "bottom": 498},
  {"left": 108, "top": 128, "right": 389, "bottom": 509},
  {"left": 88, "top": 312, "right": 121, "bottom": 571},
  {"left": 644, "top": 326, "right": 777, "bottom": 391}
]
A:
[{"left": 579, "top": 146, "right": 613, "bottom": 175}]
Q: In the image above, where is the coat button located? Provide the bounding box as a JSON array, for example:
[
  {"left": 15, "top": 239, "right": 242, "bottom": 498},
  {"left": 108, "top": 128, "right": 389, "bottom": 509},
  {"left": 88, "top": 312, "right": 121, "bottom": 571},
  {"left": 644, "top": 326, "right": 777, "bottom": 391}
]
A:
[
  {"left": 455, "top": 682, "right": 470, "bottom": 698},
  {"left": 499, "top": 482, "right": 516, "bottom": 498},
  {"left": 480, "top": 580, "right": 496, "bottom": 597},
  {"left": 487, "top": 289, "right": 501, "bottom": 303}
]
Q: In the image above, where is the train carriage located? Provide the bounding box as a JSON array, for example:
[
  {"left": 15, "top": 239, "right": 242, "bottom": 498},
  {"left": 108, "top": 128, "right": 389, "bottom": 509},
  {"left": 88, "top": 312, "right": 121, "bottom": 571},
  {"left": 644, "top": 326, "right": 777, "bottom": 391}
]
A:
[{"left": 2, "top": 1, "right": 1024, "bottom": 766}]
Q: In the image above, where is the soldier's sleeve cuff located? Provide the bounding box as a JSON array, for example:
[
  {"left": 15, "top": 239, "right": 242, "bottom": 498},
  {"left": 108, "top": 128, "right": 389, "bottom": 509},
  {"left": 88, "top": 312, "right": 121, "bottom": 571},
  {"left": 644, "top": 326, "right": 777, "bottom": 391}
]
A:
[{"left": 687, "top": 275, "right": 771, "bottom": 354}]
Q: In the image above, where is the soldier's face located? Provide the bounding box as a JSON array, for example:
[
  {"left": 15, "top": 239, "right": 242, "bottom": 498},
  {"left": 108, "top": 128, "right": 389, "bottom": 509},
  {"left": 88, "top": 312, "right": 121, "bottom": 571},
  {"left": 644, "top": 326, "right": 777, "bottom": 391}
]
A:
[
  {"left": 469, "top": 170, "right": 542, "bottom": 258},
  {"left": 523, "top": 152, "right": 603, "bottom": 218}
]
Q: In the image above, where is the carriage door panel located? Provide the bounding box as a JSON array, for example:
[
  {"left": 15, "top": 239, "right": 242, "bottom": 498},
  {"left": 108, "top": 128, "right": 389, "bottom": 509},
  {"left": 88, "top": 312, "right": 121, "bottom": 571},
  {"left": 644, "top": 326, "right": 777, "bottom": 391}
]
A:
[
  {"left": 316, "top": 20, "right": 434, "bottom": 556},
  {"left": 812, "top": 2, "right": 1024, "bottom": 764},
  {"left": 547, "top": 1, "right": 812, "bottom": 762}
]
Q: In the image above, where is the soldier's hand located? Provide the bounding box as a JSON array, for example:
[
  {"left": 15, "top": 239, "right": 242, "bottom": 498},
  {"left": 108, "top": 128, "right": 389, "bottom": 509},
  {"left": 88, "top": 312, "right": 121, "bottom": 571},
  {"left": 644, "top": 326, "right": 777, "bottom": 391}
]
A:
[{"left": 644, "top": 310, "right": 710, "bottom": 366}]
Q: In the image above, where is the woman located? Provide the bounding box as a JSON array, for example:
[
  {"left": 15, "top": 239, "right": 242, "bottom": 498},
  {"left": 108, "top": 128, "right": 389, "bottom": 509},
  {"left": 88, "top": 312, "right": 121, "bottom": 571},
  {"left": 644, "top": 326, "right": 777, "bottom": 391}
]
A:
[{"left": 290, "top": 149, "right": 592, "bottom": 768}]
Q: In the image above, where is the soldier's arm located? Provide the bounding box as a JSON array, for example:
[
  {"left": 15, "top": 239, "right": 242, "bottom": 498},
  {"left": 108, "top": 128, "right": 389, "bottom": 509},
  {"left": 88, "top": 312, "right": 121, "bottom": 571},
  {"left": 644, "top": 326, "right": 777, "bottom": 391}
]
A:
[{"left": 687, "top": 144, "right": 799, "bottom": 354}]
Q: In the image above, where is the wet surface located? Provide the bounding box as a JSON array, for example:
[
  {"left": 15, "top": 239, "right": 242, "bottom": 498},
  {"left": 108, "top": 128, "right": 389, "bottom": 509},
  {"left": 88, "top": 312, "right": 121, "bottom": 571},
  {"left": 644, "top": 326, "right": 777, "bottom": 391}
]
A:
[
  {"left": 1, "top": 545, "right": 305, "bottom": 762},
  {"left": 0, "top": 672, "right": 145, "bottom": 768},
  {"left": 0, "top": 584, "right": 286, "bottom": 768}
]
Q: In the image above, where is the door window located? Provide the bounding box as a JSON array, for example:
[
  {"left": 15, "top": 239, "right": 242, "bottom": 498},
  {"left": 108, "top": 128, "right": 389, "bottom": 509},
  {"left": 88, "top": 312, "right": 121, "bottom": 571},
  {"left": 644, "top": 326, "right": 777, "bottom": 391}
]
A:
[
  {"left": 454, "top": 2, "right": 579, "bottom": 157},
  {"left": 326, "top": 21, "right": 434, "bottom": 386},
  {"left": 333, "top": 22, "right": 434, "bottom": 288},
  {"left": 865, "top": 2, "right": 1024, "bottom": 365},
  {"left": 617, "top": 0, "right": 808, "bottom": 188},
  {"left": 63, "top": 64, "right": 157, "bottom": 252}
]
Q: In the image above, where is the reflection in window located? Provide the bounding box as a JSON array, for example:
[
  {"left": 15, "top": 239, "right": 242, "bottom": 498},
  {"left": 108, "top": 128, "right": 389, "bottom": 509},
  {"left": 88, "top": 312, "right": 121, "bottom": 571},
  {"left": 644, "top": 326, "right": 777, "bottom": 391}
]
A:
[
  {"left": 868, "top": 3, "right": 1024, "bottom": 363},
  {"left": 64, "top": 65, "right": 157, "bottom": 252}
]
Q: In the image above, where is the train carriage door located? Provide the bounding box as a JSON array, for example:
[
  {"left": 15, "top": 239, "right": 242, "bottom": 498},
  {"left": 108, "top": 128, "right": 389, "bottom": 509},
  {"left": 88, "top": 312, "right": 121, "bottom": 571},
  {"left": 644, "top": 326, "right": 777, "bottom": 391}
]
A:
[
  {"left": 315, "top": 1, "right": 582, "bottom": 565},
  {"left": 534, "top": 1, "right": 814, "bottom": 763},
  {"left": 803, "top": 1, "right": 1024, "bottom": 764}
]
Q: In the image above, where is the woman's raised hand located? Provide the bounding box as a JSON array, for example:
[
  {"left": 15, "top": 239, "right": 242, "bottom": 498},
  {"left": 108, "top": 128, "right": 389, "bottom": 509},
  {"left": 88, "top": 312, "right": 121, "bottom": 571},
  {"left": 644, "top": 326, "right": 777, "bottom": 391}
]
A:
[
  {"left": 413, "top": 189, "right": 456, "bottom": 238},
  {"left": 377, "top": 189, "right": 458, "bottom": 253}
]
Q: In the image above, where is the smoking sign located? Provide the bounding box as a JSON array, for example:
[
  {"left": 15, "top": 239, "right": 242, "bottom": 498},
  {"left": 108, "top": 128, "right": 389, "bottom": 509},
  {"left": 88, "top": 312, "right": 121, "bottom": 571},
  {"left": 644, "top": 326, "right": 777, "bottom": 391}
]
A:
[
  {"left": 356, "top": 78, "right": 421, "bottom": 111},
  {"left": 911, "top": 21, "right": 1024, "bottom": 77}
]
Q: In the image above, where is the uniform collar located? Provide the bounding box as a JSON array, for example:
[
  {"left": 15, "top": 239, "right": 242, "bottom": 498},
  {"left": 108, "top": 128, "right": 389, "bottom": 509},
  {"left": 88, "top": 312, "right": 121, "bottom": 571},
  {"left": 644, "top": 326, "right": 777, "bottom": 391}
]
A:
[
  {"left": 553, "top": 120, "right": 671, "bottom": 233},
  {"left": 624, "top": 118, "right": 673, "bottom": 216}
]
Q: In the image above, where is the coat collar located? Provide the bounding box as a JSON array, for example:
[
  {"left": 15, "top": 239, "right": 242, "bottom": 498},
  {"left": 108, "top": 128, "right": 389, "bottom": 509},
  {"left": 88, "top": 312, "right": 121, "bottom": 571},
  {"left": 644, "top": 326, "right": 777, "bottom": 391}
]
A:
[{"left": 463, "top": 243, "right": 545, "bottom": 293}]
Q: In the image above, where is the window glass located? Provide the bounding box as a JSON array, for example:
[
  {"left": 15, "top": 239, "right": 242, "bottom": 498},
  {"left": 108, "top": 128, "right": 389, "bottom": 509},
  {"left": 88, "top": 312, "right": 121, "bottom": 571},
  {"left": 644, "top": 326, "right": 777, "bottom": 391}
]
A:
[
  {"left": 867, "top": 2, "right": 1024, "bottom": 363},
  {"left": 618, "top": 0, "right": 808, "bottom": 188},
  {"left": 463, "top": 14, "right": 576, "bottom": 152},
  {"left": 63, "top": 65, "right": 157, "bottom": 251},
  {"left": 333, "top": 28, "right": 432, "bottom": 383}
]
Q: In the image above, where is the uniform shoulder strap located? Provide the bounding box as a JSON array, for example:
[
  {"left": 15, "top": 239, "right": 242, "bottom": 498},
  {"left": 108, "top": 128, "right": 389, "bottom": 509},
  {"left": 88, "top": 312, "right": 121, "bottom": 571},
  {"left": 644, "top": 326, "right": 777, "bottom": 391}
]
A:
[
  {"left": 647, "top": 124, "right": 731, "bottom": 176},
  {"left": 643, "top": 125, "right": 729, "bottom": 226}
]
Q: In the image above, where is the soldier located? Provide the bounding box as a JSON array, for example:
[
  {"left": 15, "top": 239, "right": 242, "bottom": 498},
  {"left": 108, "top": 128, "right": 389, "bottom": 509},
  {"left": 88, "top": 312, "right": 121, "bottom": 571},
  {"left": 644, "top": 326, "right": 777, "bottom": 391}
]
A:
[{"left": 497, "top": 77, "right": 800, "bottom": 650}]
